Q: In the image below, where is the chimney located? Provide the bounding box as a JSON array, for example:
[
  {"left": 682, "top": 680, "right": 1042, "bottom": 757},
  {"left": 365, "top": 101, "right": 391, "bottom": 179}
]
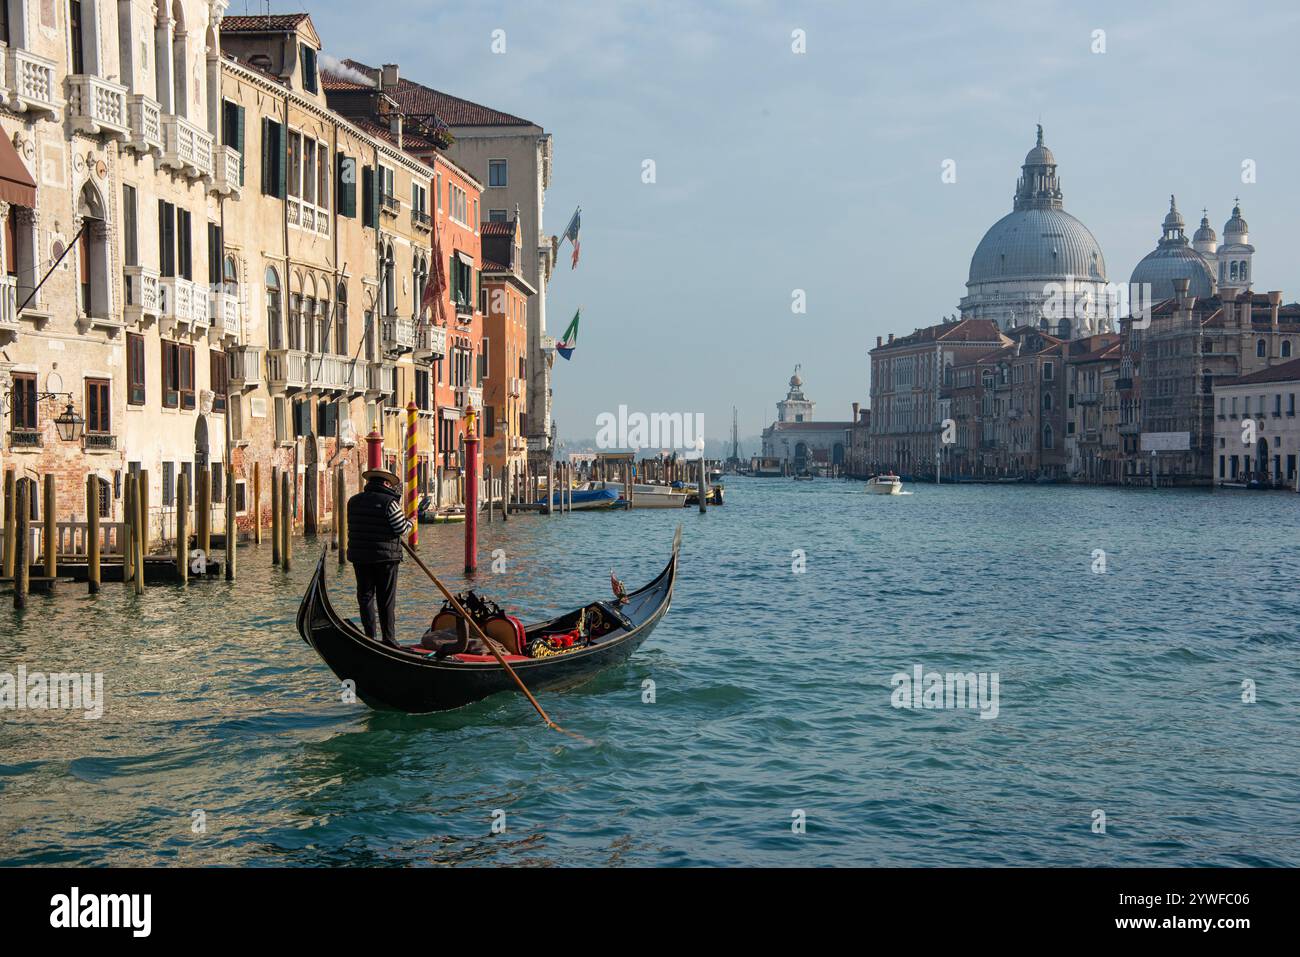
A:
[
  {"left": 1173, "top": 276, "right": 1189, "bottom": 308},
  {"left": 390, "top": 113, "right": 403, "bottom": 149},
  {"left": 875, "top": 336, "right": 882, "bottom": 348},
  {"left": 1269, "top": 290, "right": 1281, "bottom": 328},
  {"left": 887, "top": 333, "right": 894, "bottom": 344},
  {"left": 1221, "top": 288, "right": 1239, "bottom": 328},
  {"left": 852, "top": 401, "right": 860, "bottom": 422},
  {"left": 381, "top": 63, "right": 399, "bottom": 91}
]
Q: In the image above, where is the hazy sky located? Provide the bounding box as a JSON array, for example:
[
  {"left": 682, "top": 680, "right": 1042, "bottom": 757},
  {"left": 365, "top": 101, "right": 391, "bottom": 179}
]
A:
[{"left": 296, "top": 0, "right": 1300, "bottom": 443}]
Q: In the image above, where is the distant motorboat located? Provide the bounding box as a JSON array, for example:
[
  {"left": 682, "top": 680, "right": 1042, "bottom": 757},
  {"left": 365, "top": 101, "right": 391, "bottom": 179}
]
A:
[
  {"left": 535, "top": 487, "right": 621, "bottom": 510},
  {"left": 866, "top": 473, "right": 903, "bottom": 495}
]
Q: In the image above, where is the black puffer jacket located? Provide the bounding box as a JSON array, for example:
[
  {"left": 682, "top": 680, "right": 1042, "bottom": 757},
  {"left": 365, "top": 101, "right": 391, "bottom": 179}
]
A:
[{"left": 346, "top": 479, "right": 410, "bottom": 564}]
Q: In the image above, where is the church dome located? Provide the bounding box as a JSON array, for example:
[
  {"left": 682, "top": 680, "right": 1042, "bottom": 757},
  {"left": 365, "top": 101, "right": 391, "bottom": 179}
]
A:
[
  {"left": 968, "top": 207, "right": 1106, "bottom": 283},
  {"left": 1224, "top": 202, "right": 1248, "bottom": 238},
  {"left": 1130, "top": 196, "right": 1215, "bottom": 301},
  {"left": 967, "top": 126, "right": 1106, "bottom": 285},
  {"left": 1192, "top": 210, "right": 1217, "bottom": 245}
]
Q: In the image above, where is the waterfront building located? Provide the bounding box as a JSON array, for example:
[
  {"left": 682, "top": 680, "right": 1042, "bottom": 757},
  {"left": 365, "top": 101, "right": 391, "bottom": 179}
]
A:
[
  {"left": 960, "top": 126, "right": 1112, "bottom": 337},
  {"left": 478, "top": 214, "right": 535, "bottom": 480},
  {"left": 1119, "top": 282, "right": 1300, "bottom": 485},
  {"left": 1063, "top": 335, "right": 1123, "bottom": 483},
  {"left": 869, "top": 318, "right": 1007, "bottom": 477},
  {"left": 846, "top": 402, "right": 871, "bottom": 478},
  {"left": 0, "top": 0, "right": 233, "bottom": 540},
  {"left": 328, "top": 61, "right": 557, "bottom": 464},
  {"left": 1212, "top": 357, "right": 1300, "bottom": 487},
  {"left": 968, "top": 326, "right": 1068, "bottom": 479},
  {"left": 760, "top": 368, "right": 853, "bottom": 473}
]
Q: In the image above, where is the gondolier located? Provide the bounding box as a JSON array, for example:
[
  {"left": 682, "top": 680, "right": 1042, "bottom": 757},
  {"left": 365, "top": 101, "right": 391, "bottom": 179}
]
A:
[{"left": 346, "top": 467, "right": 414, "bottom": 648}]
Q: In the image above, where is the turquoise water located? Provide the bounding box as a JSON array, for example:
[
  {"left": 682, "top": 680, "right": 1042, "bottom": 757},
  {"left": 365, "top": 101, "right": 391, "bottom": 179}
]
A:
[{"left": 1, "top": 479, "right": 1297, "bottom": 866}]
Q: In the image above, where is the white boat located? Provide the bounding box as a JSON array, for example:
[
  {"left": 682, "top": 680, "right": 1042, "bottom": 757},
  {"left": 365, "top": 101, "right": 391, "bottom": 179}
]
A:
[
  {"left": 866, "top": 473, "right": 903, "bottom": 495},
  {"left": 587, "top": 480, "right": 689, "bottom": 509}
]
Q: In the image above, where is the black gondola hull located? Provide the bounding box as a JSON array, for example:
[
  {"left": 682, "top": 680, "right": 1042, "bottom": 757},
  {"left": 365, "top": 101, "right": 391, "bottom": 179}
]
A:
[{"left": 296, "top": 533, "right": 678, "bottom": 714}]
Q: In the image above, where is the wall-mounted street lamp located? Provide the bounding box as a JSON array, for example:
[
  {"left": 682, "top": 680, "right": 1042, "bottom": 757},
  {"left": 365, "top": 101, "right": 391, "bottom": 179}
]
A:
[{"left": 1, "top": 390, "right": 85, "bottom": 442}]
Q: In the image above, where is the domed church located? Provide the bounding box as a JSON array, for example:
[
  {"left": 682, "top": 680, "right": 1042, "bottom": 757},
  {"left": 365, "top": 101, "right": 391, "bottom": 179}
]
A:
[
  {"left": 960, "top": 126, "right": 1110, "bottom": 338},
  {"left": 1128, "top": 197, "right": 1256, "bottom": 302}
]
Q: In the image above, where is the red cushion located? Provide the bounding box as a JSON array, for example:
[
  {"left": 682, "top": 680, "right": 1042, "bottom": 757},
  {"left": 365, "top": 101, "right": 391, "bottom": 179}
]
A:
[{"left": 451, "top": 653, "right": 529, "bottom": 663}]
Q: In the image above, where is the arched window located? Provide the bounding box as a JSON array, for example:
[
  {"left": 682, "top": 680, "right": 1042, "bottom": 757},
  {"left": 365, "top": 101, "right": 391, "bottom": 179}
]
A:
[
  {"left": 1042, "top": 392, "right": 1052, "bottom": 411},
  {"left": 1257, "top": 339, "right": 1267, "bottom": 359},
  {"left": 1230, "top": 261, "right": 1238, "bottom": 281},
  {"left": 335, "top": 281, "right": 349, "bottom": 355},
  {"left": 77, "top": 182, "right": 110, "bottom": 318},
  {"left": 1241, "top": 261, "right": 1248, "bottom": 282},
  {"left": 223, "top": 255, "right": 238, "bottom": 295},
  {"left": 1283, "top": 341, "right": 1293, "bottom": 359},
  {"left": 1042, "top": 424, "right": 1054, "bottom": 450},
  {"left": 266, "top": 267, "right": 282, "bottom": 349}
]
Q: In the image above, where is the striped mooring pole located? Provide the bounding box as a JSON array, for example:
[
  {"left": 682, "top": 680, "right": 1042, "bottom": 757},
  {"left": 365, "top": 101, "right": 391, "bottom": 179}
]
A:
[{"left": 405, "top": 400, "right": 419, "bottom": 547}]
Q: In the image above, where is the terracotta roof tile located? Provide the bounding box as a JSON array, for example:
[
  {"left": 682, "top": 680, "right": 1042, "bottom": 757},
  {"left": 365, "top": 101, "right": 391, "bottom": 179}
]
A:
[
  {"left": 342, "top": 60, "right": 535, "bottom": 127},
  {"left": 222, "top": 13, "right": 311, "bottom": 33},
  {"left": 1221, "top": 356, "right": 1300, "bottom": 386},
  {"left": 480, "top": 220, "right": 515, "bottom": 236}
]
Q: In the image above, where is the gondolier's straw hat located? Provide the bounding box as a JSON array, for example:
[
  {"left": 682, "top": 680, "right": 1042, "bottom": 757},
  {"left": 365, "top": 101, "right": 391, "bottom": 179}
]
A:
[{"left": 362, "top": 468, "right": 401, "bottom": 486}]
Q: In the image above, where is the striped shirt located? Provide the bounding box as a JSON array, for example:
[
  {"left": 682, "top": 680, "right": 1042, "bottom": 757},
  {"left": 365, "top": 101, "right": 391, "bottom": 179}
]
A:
[{"left": 386, "top": 498, "right": 414, "bottom": 538}]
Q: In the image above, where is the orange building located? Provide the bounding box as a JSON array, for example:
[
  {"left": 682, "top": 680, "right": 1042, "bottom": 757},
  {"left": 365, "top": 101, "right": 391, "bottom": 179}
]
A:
[{"left": 479, "top": 216, "right": 535, "bottom": 478}]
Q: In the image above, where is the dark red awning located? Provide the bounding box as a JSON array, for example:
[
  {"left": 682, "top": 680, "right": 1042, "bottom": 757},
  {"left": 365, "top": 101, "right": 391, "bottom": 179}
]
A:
[{"left": 0, "top": 126, "right": 36, "bottom": 208}]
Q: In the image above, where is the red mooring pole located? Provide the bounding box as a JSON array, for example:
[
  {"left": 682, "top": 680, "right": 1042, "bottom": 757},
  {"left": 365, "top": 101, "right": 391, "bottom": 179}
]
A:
[
  {"left": 464, "top": 411, "right": 479, "bottom": 573},
  {"left": 365, "top": 429, "right": 383, "bottom": 471}
]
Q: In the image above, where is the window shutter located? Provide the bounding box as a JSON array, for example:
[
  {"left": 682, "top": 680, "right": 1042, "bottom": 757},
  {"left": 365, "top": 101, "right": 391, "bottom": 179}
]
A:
[
  {"left": 236, "top": 105, "right": 246, "bottom": 185},
  {"left": 277, "top": 124, "right": 288, "bottom": 199},
  {"left": 337, "top": 155, "right": 356, "bottom": 218},
  {"left": 361, "top": 165, "right": 375, "bottom": 227},
  {"left": 450, "top": 255, "right": 457, "bottom": 301},
  {"left": 261, "top": 118, "right": 271, "bottom": 194}
]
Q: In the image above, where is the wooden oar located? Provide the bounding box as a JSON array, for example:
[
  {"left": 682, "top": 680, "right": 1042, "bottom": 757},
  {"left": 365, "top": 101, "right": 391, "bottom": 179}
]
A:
[{"left": 400, "top": 540, "right": 586, "bottom": 742}]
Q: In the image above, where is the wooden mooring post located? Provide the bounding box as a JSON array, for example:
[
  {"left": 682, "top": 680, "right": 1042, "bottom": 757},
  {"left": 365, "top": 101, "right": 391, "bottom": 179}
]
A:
[
  {"left": 225, "top": 467, "right": 236, "bottom": 581},
  {"left": 176, "top": 472, "right": 189, "bottom": 585},
  {"left": 86, "top": 474, "right": 100, "bottom": 594},
  {"left": 123, "top": 473, "right": 136, "bottom": 586},
  {"left": 252, "top": 463, "right": 262, "bottom": 545},
  {"left": 196, "top": 464, "right": 211, "bottom": 557},
  {"left": 699, "top": 455, "right": 708, "bottom": 514},
  {"left": 270, "top": 466, "right": 281, "bottom": 566},
  {"left": 132, "top": 473, "right": 145, "bottom": 595},
  {"left": 280, "top": 470, "right": 292, "bottom": 571},
  {"left": 2, "top": 468, "right": 14, "bottom": 580},
  {"left": 13, "top": 480, "right": 29, "bottom": 609},
  {"left": 139, "top": 469, "right": 150, "bottom": 556},
  {"left": 42, "top": 473, "right": 55, "bottom": 577},
  {"left": 336, "top": 466, "right": 348, "bottom": 566}
]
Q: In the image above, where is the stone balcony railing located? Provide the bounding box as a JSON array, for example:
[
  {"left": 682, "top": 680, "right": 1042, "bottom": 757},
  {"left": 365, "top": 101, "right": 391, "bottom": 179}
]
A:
[
  {"left": 307, "top": 354, "right": 365, "bottom": 395},
  {"left": 6, "top": 47, "right": 60, "bottom": 119},
  {"left": 125, "top": 94, "right": 163, "bottom": 154},
  {"left": 211, "top": 144, "right": 242, "bottom": 196},
  {"left": 228, "top": 344, "right": 264, "bottom": 392},
  {"left": 68, "top": 75, "right": 129, "bottom": 138},
  {"left": 0, "top": 274, "right": 18, "bottom": 339},
  {"left": 208, "top": 290, "right": 240, "bottom": 342},
  {"left": 122, "top": 265, "right": 160, "bottom": 327},
  {"left": 381, "top": 316, "right": 416, "bottom": 354},
  {"left": 267, "top": 349, "right": 309, "bottom": 392},
  {"left": 366, "top": 360, "right": 395, "bottom": 396},
  {"left": 456, "top": 386, "right": 484, "bottom": 412},
  {"left": 161, "top": 114, "right": 213, "bottom": 179},
  {"left": 158, "top": 276, "right": 206, "bottom": 333},
  {"left": 414, "top": 323, "right": 446, "bottom": 362}
]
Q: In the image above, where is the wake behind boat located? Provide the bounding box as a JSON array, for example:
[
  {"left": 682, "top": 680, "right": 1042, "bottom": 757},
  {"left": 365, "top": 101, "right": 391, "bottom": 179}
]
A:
[{"left": 296, "top": 531, "right": 680, "bottom": 713}]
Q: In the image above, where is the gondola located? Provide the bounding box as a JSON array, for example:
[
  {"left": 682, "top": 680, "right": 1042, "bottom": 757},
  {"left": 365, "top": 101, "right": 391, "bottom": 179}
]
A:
[{"left": 295, "top": 529, "right": 680, "bottom": 713}]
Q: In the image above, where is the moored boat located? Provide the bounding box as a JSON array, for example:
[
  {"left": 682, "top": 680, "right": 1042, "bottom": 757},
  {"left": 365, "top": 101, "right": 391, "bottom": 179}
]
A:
[
  {"left": 535, "top": 486, "right": 621, "bottom": 510},
  {"left": 587, "top": 480, "right": 688, "bottom": 509}
]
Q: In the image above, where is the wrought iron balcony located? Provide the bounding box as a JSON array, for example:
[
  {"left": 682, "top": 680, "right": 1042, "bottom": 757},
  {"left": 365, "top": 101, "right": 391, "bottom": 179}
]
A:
[
  {"left": 122, "top": 266, "right": 161, "bottom": 327},
  {"left": 83, "top": 433, "right": 117, "bottom": 452},
  {"left": 1076, "top": 391, "right": 1101, "bottom": 405},
  {"left": 454, "top": 297, "right": 473, "bottom": 321},
  {"left": 125, "top": 94, "right": 163, "bottom": 154},
  {"left": 267, "top": 349, "right": 309, "bottom": 392},
  {"left": 411, "top": 209, "right": 432, "bottom": 232},
  {"left": 211, "top": 144, "right": 242, "bottom": 196},
  {"left": 508, "top": 376, "right": 523, "bottom": 398},
  {"left": 414, "top": 323, "right": 446, "bottom": 362},
  {"left": 8, "top": 428, "right": 42, "bottom": 449},
  {"left": 380, "top": 193, "right": 400, "bottom": 216},
  {"left": 381, "top": 316, "right": 416, "bottom": 354},
  {"left": 161, "top": 114, "right": 213, "bottom": 179},
  {"left": 68, "top": 75, "right": 129, "bottom": 138},
  {"left": 6, "top": 48, "right": 60, "bottom": 118}
]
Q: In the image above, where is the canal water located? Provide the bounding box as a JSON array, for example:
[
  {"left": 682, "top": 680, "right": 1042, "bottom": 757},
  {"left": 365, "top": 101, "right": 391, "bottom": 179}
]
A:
[{"left": 2, "top": 479, "right": 1297, "bottom": 866}]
